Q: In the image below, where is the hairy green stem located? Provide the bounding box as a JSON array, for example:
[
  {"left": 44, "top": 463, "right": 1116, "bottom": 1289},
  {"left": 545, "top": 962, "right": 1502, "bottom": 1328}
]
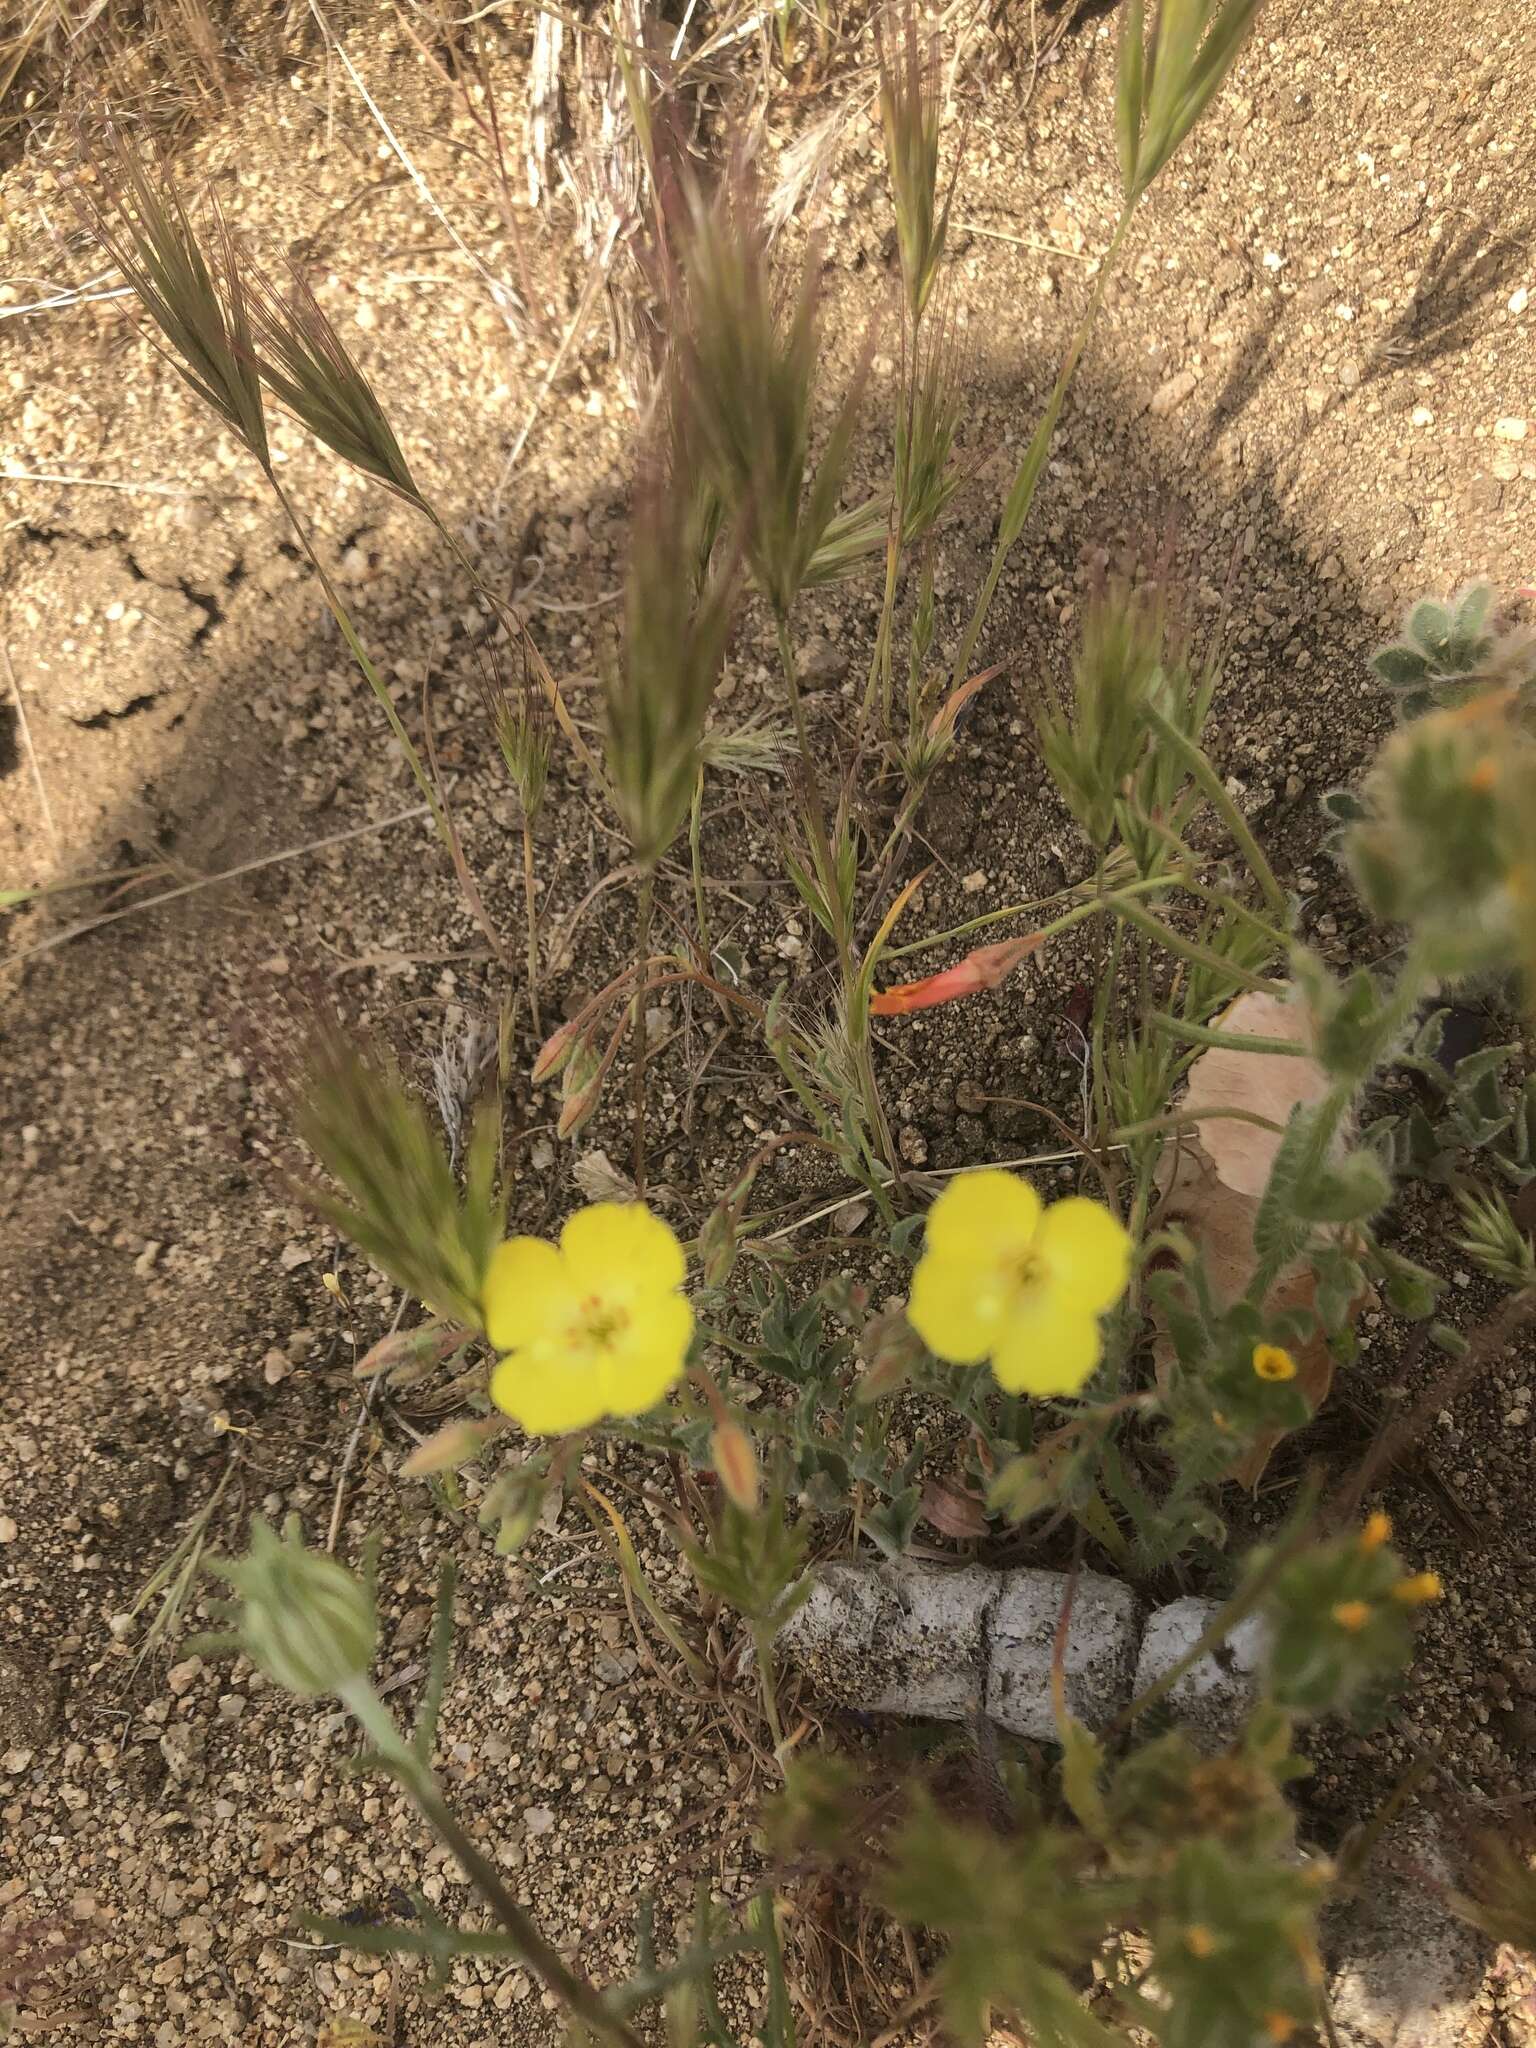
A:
[
  {"left": 1144, "top": 706, "right": 1289, "bottom": 922},
  {"left": 1145, "top": 1014, "right": 1309, "bottom": 1057},
  {"left": 338, "top": 1678, "right": 644, "bottom": 2048}
]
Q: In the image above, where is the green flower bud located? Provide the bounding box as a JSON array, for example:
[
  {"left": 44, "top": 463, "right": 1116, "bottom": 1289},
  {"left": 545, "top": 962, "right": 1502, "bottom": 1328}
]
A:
[{"left": 219, "top": 1517, "right": 378, "bottom": 1698}]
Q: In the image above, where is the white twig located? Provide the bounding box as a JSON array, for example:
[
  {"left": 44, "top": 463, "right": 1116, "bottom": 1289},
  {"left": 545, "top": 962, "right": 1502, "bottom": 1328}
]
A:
[
  {"left": 307, "top": 0, "right": 520, "bottom": 318},
  {"left": 2, "top": 470, "right": 231, "bottom": 498},
  {"left": 5, "top": 803, "right": 433, "bottom": 970},
  {"left": 0, "top": 283, "right": 134, "bottom": 319},
  {"left": 759, "top": 1145, "right": 1132, "bottom": 1242},
  {"left": 327, "top": 1293, "right": 407, "bottom": 1554},
  {"left": 2, "top": 641, "right": 56, "bottom": 849},
  {"left": 954, "top": 220, "right": 1097, "bottom": 263}
]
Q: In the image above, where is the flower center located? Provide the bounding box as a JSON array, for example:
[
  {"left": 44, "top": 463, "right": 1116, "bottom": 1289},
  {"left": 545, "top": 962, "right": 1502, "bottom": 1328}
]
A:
[
  {"left": 1009, "top": 1246, "right": 1045, "bottom": 1296},
  {"left": 573, "top": 1293, "right": 629, "bottom": 1352}
]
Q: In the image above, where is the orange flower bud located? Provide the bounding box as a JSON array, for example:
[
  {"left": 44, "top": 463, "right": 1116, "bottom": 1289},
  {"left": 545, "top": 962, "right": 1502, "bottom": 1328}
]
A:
[
  {"left": 531, "top": 1017, "right": 579, "bottom": 1085},
  {"left": 711, "top": 1420, "right": 759, "bottom": 1514},
  {"left": 1331, "top": 1599, "right": 1371, "bottom": 1633},
  {"left": 1359, "top": 1510, "right": 1393, "bottom": 1552},
  {"left": 871, "top": 931, "right": 1043, "bottom": 1016}
]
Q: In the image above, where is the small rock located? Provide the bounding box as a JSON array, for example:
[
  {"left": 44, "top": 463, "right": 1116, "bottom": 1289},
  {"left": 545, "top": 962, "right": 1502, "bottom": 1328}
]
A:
[
  {"left": 1326, "top": 1819, "right": 1489, "bottom": 2048},
  {"left": 522, "top": 1805, "right": 556, "bottom": 1837},
  {"left": 898, "top": 1126, "right": 929, "bottom": 1167},
  {"left": 1411, "top": 405, "right": 1436, "bottom": 428},
  {"left": 778, "top": 1559, "right": 999, "bottom": 1721},
  {"left": 833, "top": 1199, "right": 870, "bottom": 1237},
  {"left": 133, "top": 1240, "right": 164, "bottom": 1277},
  {"left": 1493, "top": 416, "right": 1528, "bottom": 441},
  {"left": 961, "top": 870, "right": 988, "bottom": 894},
  {"left": 1131, "top": 1597, "right": 1268, "bottom": 1751},
  {"left": 987, "top": 1570, "right": 1145, "bottom": 1739},
  {"left": 1510, "top": 286, "right": 1530, "bottom": 315},
  {"left": 262, "top": 1349, "right": 290, "bottom": 1386},
  {"left": 166, "top": 1657, "right": 202, "bottom": 1697},
  {"left": 799, "top": 635, "right": 846, "bottom": 687},
  {"left": 0, "top": 1515, "right": 16, "bottom": 1544},
  {"left": 1149, "top": 368, "right": 1198, "bottom": 417},
  {"left": 1305, "top": 385, "right": 1331, "bottom": 417}
]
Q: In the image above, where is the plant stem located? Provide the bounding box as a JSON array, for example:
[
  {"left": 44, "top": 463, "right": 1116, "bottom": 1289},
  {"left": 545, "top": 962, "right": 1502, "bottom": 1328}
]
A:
[
  {"left": 269, "top": 475, "right": 445, "bottom": 837},
  {"left": 338, "top": 1679, "right": 644, "bottom": 2048},
  {"left": 949, "top": 205, "right": 1134, "bottom": 691},
  {"left": 1112, "top": 1104, "right": 1286, "bottom": 1145},
  {"left": 1144, "top": 705, "right": 1289, "bottom": 922},
  {"left": 631, "top": 869, "right": 656, "bottom": 1195},
  {"left": 752, "top": 1624, "right": 788, "bottom": 1763},
  {"left": 774, "top": 613, "right": 838, "bottom": 933},
  {"left": 1145, "top": 1014, "right": 1310, "bottom": 1058},
  {"left": 689, "top": 769, "right": 711, "bottom": 972},
  {"left": 884, "top": 870, "right": 1172, "bottom": 962},
  {"left": 521, "top": 814, "right": 542, "bottom": 1036}
]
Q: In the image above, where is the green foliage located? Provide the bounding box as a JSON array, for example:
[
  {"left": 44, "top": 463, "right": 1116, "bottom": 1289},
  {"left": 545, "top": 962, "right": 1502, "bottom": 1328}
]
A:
[
  {"left": 90, "top": 132, "right": 269, "bottom": 467},
  {"left": 250, "top": 259, "right": 423, "bottom": 504},
  {"left": 877, "top": 5, "right": 951, "bottom": 323},
  {"left": 1139, "top": 1840, "right": 1323, "bottom": 2048},
  {"left": 1368, "top": 581, "right": 1536, "bottom": 718},
  {"left": 675, "top": 177, "right": 874, "bottom": 618},
  {"left": 880, "top": 1795, "right": 1123, "bottom": 2048},
  {"left": 1115, "top": 0, "right": 1265, "bottom": 204},
  {"left": 683, "top": 1474, "right": 811, "bottom": 1637},
  {"left": 1345, "top": 696, "right": 1536, "bottom": 983},
  {"left": 605, "top": 450, "right": 739, "bottom": 871},
  {"left": 291, "top": 1029, "right": 503, "bottom": 1330},
  {"left": 205, "top": 1516, "right": 379, "bottom": 1698},
  {"left": 1258, "top": 1525, "right": 1434, "bottom": 1720}
]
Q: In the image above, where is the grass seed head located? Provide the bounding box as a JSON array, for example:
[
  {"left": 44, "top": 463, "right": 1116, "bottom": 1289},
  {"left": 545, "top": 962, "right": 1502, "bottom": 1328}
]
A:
[
  {"left": 605, "top": 444, "right": 739, "bottom": 871},
  {"left": 247, "top": 259, "right": 425, "bottom": 506},
  {"left": 87, "top": 131, "right": 269, "bottom": 469},
  {"left": 877, "top": 3, "right": 951, "bottom": 325}
]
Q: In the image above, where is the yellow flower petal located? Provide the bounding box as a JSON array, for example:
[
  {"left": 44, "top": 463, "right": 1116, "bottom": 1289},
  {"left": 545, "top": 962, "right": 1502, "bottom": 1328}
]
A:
[
  {"left": 599, "top": 1292, "right": 694, "bottom": 1415},
  {"left": 1034, "top": 1197, "right": 1131, "bottom": 1315},
  {"left": 908, "top": 1254, "right": 1006, "bottom": 1364},
  {"left": 923, "top": 1169, "right": 1042, "bottom": 1263},
  {"left": 560, "top": 1202, "right": 686, "bottom": 1296},
  {"left": 482, "top": 1238, "right": 574, "bottom": 1350},
  {"left": 990, "top": 1296, "right": 1102, "bottom": 1397},
  {"left": 489, "top": 1345, "right": 610, "bottom": 1435}
]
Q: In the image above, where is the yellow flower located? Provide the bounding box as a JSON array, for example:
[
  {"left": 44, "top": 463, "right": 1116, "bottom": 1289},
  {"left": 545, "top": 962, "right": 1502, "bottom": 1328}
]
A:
[
  {"left": 1331, "top": 1600, "right": 1371, "bottom": 1633},
  {"left": 1360, "top": 1510, "right": 1393, "bottom": 1551},
  {"left": 1252, "top": 1342, "right": 1298, "bottom": 1382},
  {"left": 482, "top": 1203, "right": 693, "bottom": 1434},
  {"left": 906, "top": 1170, "right": 1130, "bottom": 1397}
]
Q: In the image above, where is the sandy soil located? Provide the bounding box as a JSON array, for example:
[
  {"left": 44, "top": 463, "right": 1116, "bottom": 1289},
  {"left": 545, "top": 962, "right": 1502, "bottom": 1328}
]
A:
[{"left": 2, "top": 0, "right": 1536, "bottom": 2040}]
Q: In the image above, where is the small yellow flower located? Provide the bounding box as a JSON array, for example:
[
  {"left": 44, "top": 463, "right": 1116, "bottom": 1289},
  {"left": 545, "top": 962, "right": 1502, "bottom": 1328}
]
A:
[
  {"left": 906, "top": 1170, "right": 1130, "bottom": 1397},
  {"left": 1331, "top": 1599, "right": 1372, "bottom": 1633},
  {"left": 1360, "top": 1510, "right": 1393, "bottom": 1552},
  {"left": 482, "top": 1203, "right": 693, "bottom": 1434},
  {"left": 1183, "top": 1924, "right": 1217, "bottom": 1958},
  {"left": 1252, "top": 1342, "right": 1298, "bottom": 1382},
  {"left": 1392, "top": 1571, "right": 1443, "bottom": 1606},
  {"left": 1262, "top": 2014, "right": 1296, "bottom": 2044}
]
